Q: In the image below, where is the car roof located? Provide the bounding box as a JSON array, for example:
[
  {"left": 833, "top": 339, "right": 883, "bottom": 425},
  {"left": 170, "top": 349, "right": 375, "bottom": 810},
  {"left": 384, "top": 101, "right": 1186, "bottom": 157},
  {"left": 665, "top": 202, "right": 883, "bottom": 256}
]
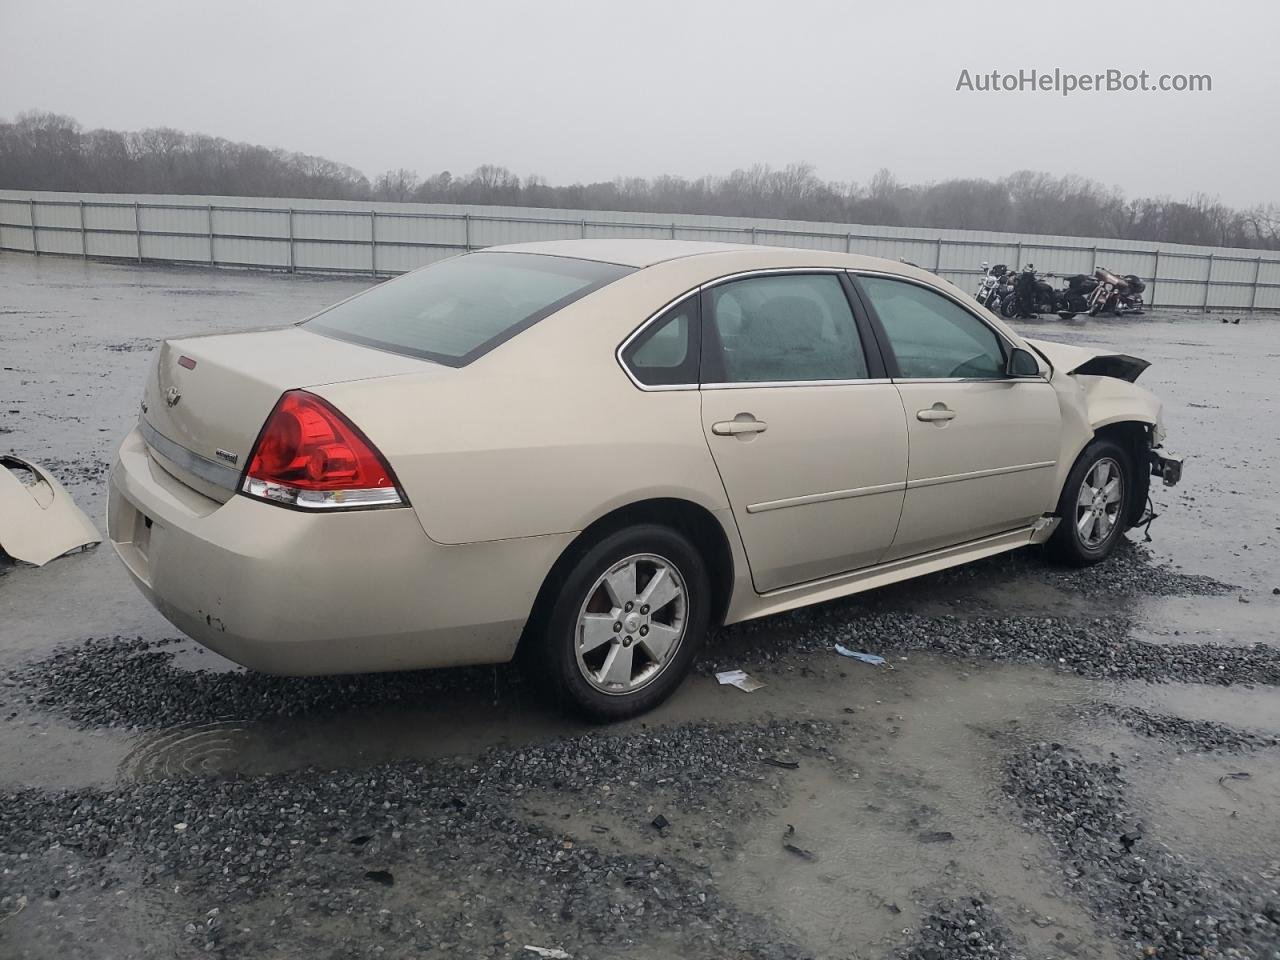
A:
[
  {"left": 485, "top": 238, "right": 929, "bottom": 275},
  {"left": 485, "top": 239, "right": 747, "bottom": 267}
]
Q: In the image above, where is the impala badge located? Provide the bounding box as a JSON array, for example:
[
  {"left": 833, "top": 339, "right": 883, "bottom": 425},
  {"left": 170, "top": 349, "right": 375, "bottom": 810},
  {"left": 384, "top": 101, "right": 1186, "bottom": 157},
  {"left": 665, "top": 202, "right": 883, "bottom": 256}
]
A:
[
  {"left": 165, "top": 386, "right": 182, "bottom": 407},
  {"left": 215, "top": 448, "right": 238, "bottom": 466}
]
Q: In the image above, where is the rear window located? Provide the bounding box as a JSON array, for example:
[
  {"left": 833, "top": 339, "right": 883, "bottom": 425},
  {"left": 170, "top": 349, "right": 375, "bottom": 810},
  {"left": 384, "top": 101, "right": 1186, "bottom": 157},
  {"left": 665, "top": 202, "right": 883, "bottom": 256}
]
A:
[{"left": 304, "top": 251, "right": 633, "bottom": 366}]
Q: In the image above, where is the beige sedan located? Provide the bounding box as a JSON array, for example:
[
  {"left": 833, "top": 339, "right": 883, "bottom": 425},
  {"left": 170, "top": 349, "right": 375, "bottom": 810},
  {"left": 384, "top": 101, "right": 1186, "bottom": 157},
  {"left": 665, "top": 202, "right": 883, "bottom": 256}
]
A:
[{"left": 107, "top": 240, "right": 1181, "bottom": 717}]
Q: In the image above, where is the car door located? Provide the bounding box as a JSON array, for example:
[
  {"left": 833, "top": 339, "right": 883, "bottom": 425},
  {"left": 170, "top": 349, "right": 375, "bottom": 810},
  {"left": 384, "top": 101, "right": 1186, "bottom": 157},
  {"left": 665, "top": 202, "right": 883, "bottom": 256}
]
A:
[
  {"left": 697, "top": 271, "right": 909, "bottom": 593},
  {"left": 853, "top": 273, "right": 1062, "bottom": 561}
]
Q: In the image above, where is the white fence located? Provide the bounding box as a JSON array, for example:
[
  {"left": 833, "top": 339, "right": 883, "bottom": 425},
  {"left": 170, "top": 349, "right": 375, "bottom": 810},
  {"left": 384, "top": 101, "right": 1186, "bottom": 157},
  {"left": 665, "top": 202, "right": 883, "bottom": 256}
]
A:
[{"left": 3, "top": 189, "right": 1279, "bottom": 311}]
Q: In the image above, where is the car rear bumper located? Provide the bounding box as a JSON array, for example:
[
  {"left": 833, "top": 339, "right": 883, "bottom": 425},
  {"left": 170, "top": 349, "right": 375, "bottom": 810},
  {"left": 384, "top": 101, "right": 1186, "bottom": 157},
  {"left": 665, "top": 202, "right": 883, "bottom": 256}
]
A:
[{"left": 107, "top": 427, "right": 573, "bottom": 675}]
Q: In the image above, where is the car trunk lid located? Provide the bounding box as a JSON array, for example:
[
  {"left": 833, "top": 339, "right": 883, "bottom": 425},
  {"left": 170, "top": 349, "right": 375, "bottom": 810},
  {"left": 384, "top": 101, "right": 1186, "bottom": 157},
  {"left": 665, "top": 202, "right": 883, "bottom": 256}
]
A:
[{"left": 141, "top": 328, "right": 433, "bottom": 503}]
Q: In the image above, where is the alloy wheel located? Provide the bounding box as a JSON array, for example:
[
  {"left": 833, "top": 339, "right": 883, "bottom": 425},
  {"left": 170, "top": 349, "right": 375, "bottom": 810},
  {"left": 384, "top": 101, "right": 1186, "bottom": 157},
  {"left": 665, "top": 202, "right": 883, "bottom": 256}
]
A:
[
  {"left": 1075, "top": 457, "right": 1123, "bottom": 548},
  {"left": 574, "top": 553, "right": 688, "bottom": 695}
]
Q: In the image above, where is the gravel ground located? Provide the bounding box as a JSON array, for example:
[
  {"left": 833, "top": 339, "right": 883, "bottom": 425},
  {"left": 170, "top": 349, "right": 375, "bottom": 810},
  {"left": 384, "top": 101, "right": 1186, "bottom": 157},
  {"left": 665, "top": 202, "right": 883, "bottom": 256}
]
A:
[
  {"left": 1, "top": 636, "right": 507, "bottom": 729},
  {"left": 1098, "top": 704, "right": 1280, "bottom": 753},
  {"left": 1, "top": 720, "right": 835, "bottom": 959},
  {"left": 922, "top": 541, "right": 1235, "bottom": 600},
  {"left": 1007, "top": 742, "right": 1280, "bottom": 959},
  {"left": 902, "top": 897, "right": 1027, "bottom": 960}
]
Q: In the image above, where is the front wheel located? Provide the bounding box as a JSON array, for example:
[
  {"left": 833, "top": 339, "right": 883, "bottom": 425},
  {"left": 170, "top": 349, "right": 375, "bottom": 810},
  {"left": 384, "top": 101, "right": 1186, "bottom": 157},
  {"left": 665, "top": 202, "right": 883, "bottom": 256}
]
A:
[
  {"left": 1046, "top": 439, "right": 1133, "bottom": 565},
  {"left": 535, "top": 524, "right": 710, "bottom": 719}
]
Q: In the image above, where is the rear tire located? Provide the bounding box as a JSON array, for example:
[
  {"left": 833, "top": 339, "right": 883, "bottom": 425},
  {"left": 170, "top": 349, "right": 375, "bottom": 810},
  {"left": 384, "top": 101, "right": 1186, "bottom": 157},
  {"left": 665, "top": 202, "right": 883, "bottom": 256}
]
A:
[
  {"left": 1047, "top": 438, "right": 1133, "bottom": 566},
  {"left": 535, "top": 524, "right": 710, "bottom": 720}
]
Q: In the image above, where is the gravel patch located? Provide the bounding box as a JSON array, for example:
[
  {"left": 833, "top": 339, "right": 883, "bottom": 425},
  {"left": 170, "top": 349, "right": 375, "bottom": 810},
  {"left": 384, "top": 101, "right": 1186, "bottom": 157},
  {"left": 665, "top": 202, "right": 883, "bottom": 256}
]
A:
[
  {"left": 928, "top": 541, "right": 1233, "bottom": 599},
  {"left": 1098, "top": 704, "right": 1280, "bottom": 752},
  {"left": 900, "top": 896, "right": 1027, "bottom": 960},
  {"left": 1006, "top": 742, "right": 1279, "bottom": 958},
  {"left": 709, "top": 612, "right": 1280, "bottom": 687},
  {"left": 35, "top": 455, "right": 111, "bottom": 487},
  {"left": 2, "top": 635, "right": 510, "bottom": 729},
  {"left": 0, "top": 719, "right": 834, "bottom": 959},
  {"left": 12, "top": 609, "right": 1279, "bottom": 733}
]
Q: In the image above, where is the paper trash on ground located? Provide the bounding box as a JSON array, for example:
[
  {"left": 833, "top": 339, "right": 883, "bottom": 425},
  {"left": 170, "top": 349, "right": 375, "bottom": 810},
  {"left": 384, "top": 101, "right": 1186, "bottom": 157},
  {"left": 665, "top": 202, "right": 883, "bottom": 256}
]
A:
[
  {"left": 834, "top": 645, "right": 886, "bottom": 665},
  {"left": 715, "top": 669, "right": 765, "bottom": 692}
]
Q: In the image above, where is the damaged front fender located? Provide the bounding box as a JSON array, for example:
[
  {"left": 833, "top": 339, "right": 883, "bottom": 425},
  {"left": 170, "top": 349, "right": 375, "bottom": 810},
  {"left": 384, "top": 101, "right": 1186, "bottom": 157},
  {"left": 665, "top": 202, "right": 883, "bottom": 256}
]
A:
[
  {"left": 0, "top": 456, "right": 101, "bottom": 566},
  {"left": 1023, "top": 338, "right": 1167, "bottom": 507}
]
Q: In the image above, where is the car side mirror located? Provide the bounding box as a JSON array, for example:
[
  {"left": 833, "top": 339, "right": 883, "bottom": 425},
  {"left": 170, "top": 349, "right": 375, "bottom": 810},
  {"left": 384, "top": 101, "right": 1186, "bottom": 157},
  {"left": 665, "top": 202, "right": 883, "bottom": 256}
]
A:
[{"left": 1006, "top": 347, "right": 1040, "bottom": 378}]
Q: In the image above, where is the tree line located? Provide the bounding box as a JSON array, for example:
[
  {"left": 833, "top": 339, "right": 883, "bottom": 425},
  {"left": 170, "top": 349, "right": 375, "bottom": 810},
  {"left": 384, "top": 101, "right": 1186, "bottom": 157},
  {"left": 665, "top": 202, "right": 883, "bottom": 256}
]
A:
[{"left": 3, "top": 111, "right": 1277, "bottom": 251}]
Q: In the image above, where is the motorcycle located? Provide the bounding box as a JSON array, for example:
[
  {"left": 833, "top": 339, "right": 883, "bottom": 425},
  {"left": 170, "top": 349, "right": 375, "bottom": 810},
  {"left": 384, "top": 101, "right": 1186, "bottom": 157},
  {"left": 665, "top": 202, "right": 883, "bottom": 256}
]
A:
[
  {"left": 1000, "top": 264, "right": 1057, "bottom": 318},
  {"left": 1052, "top": 273, "right": 1100, "bottom": 319},
  {"left": 974, "top": 261, "right": 1009, "bottom": 312},
  {"left": 1088, "top": 267, "right": 1145, "bottom": 316}
]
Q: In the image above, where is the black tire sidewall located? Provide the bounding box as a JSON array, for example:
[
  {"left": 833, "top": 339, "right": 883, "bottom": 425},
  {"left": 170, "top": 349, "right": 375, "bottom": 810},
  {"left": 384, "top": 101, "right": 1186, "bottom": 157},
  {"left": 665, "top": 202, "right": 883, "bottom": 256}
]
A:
[
  {"left": 542, "top": 524, "right": 710, "bottom": 720},
  {"left": 1052, "top": 439, "right": 1133, "bottom": 564}
]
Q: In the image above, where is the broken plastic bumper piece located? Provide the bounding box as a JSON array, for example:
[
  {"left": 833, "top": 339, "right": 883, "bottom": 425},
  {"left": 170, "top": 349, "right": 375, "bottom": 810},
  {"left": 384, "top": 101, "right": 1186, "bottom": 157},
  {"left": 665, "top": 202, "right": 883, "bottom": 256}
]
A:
[
  {"left": 0, "top": 456, "right": 101, "bottom": 566},
  {"left": 1149, "top": 449, "right": 1183, "bottom": 487}
]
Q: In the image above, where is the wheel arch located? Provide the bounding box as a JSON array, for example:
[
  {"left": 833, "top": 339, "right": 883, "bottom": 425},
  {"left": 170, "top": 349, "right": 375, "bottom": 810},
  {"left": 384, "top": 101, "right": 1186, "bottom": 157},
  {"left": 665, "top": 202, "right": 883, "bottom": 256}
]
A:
[
  {"left": 1059, "top": 420, "right": 1153, "bottom": 529},
  {"left": 515, "top": 497, "right": 737, "bottom": 660}
]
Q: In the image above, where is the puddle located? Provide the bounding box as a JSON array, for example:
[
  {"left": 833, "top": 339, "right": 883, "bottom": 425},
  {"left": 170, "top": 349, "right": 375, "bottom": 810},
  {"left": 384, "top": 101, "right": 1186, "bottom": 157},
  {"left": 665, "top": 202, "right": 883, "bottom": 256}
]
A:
[
  {"left": 1076, "top": 719, "right": 1280, "bottom": 879},
  {"left": 1127, "top": 594, "right": 1280, "bottom": 648},
  {"left": 1114, "top": 679, "right": 1280, "bottom": 732},
  {"left": 118, "top": 719, "right": 249, "bottom": 779},
  {"left": 710, "top": 661, "right": 1119, "bottom": 960}
]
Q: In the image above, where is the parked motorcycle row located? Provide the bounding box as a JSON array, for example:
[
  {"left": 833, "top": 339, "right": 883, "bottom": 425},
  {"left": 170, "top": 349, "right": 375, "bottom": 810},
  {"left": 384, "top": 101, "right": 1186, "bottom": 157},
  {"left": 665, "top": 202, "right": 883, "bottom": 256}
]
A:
[{"left": 974, "top": 262, "right": 1146, "bottom": 319}]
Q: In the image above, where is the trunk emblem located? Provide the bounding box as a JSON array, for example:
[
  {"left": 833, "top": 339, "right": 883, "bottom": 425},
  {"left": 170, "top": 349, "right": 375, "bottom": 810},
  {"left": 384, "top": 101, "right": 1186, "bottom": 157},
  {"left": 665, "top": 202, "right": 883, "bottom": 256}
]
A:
[
  {"left": 215, "top": 448, "right": 239, "bottom": 466},
  {"left": 178, "top": 356, "right": 197, "bottom": 370},
  {"left": 165, "top": 386, "right": 182, "bottom": 407}
]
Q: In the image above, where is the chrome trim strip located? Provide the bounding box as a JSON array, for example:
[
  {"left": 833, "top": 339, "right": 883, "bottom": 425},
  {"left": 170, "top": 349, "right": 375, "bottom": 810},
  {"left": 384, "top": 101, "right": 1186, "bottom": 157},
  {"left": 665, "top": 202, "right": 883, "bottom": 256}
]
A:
[
  {"left": 139, "top": 418, "right": 240, "bottom": 492},
  {"left": 906, "top": 460, "right": 1056, "bottom": 490},
  {"left": 746, "top": 480, "right": 905, "bottom": 514},
  {"left": 699, "top": 265, "right": 846, "bottom": 290},
  {"left": 614, "top": 290, "right": 701, "bottom": 393},
  {"left": 703, "top": 378, "right": 892, "bottom": 390}
]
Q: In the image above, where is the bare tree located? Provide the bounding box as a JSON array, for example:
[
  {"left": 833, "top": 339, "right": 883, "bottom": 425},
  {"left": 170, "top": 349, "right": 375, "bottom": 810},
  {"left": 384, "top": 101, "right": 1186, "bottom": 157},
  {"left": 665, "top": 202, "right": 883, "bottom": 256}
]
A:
[{"left": 2, "top": 111, "right": 1276, "bottom": 251}]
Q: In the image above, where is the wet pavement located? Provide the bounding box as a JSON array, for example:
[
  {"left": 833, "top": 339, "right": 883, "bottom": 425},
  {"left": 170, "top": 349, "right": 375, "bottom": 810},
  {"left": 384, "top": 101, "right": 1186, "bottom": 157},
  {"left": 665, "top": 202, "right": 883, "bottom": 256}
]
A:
[{"left": 1, "top": 253, "right": 1279, "bottom": 959}]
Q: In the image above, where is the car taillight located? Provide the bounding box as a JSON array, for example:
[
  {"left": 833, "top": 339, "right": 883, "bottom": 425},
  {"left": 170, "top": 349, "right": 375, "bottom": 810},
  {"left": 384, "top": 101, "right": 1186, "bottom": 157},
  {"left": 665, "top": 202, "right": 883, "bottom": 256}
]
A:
[{"left": 241, "top": 390, "right": 405, "bottom": 510}]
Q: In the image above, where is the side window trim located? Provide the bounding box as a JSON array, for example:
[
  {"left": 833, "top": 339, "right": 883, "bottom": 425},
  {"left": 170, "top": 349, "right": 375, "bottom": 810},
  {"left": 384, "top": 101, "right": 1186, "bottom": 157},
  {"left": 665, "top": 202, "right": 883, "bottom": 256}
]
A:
[
  {"left": 616, "top": 291, "right": 702, "bottom": 391},
  {"left": 848, "top": 270, "right": 1017, "bottom": 382},
  {"left": 698, "top": 268, "right": 888, "bottom": 388}
]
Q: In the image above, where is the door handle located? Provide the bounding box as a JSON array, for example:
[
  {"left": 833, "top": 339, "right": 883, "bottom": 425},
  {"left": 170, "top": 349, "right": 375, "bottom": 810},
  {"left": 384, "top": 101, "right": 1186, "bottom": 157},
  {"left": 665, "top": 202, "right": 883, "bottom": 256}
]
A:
[
  {"left": 916, "top": 406, "right": 956, "bottom": 423},
  {"left": 712, "top": 417, "right": 768, "bottom": 436}
]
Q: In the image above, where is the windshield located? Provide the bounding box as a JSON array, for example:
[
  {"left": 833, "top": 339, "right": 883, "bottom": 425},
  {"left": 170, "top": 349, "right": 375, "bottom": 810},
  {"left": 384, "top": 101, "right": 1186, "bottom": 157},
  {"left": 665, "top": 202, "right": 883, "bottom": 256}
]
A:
[{"left": 304, "top": 251, "right": 633, "bottom": 366}]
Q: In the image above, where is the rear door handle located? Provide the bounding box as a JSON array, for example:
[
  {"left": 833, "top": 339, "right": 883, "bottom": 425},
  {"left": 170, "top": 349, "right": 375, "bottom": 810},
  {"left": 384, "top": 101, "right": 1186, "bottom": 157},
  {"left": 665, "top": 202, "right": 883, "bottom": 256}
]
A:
[
  {"left": 916, "top": 406, "right": 956, "bottom": 423},
  {"left": 712, "top": 417, "right": 768, "bottom": 436}
]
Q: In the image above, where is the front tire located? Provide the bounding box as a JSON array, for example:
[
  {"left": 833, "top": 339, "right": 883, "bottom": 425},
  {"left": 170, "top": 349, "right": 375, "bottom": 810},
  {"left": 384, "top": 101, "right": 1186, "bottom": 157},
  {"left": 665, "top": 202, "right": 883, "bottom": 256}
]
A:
[
  {"left": 1047, "top": 439, "right": 1133, "bottom": 565},
  {"left": 536, "top": 524, "right": 710, "bottom": 720}
]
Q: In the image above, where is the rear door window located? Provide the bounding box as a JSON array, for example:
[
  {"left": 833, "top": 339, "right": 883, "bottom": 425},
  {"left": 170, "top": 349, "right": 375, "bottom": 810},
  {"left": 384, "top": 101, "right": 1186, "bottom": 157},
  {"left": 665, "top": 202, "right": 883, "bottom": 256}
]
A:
[
  {"left": 305, "top": 251, "right": 633, "bottom": 366},
  {"left": 701, "top": 273, "right": 870, "bottom": 383}
]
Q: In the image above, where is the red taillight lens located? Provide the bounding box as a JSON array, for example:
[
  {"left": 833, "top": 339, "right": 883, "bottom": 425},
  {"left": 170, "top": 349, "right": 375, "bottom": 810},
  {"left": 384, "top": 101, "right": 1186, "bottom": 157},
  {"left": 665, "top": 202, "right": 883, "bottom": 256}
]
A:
[{"left": 241, "top": 390, "right": 404, "bottom": 509}]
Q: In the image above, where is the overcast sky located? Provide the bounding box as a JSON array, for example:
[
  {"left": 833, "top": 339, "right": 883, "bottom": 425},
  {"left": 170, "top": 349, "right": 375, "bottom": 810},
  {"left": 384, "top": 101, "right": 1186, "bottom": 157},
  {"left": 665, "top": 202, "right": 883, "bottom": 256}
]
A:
[{"left": 1, "top": 0, "right": 1276, "bottom": 207}]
